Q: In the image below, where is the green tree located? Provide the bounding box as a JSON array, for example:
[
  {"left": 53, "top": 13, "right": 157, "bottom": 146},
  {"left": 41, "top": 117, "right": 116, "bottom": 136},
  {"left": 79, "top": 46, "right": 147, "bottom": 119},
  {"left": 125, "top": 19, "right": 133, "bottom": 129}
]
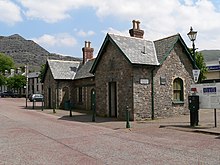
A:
[
  {"left": 39, "top": 64, "right": 46, "bottom": 82},
  {"left": 195, "top": 51, "right": 208, "bottom": 83},
  {"left": 0, "top": 74, "right": 6, "bottom": 85},
  {"left": 0, "top": 53, "right": 14, "bottom": 74},
  {"left": 0, "top": 74, "right": 6, "bottom": 91},
  {"left": 6, "top": 75, "right": 26, "bottom": 94}
]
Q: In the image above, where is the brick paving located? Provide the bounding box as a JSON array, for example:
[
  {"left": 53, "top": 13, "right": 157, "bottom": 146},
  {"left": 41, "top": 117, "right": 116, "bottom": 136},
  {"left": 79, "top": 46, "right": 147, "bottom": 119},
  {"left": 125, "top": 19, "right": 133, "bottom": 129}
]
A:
[
  {"left": 1, "top": 98, "right": 220, "bottom": 165},
  {"left": 38, "top": 103, "right": 220, "bottom": 135}
]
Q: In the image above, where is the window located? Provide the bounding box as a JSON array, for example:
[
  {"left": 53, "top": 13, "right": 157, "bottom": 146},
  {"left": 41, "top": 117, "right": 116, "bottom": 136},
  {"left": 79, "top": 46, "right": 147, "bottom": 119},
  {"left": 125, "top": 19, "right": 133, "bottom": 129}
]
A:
[
  {"left": 173, "top": 78, "right": 184, "bottom": 102},
  {"left": 78, "top": 87, "right": 83, "bottom": 103}
]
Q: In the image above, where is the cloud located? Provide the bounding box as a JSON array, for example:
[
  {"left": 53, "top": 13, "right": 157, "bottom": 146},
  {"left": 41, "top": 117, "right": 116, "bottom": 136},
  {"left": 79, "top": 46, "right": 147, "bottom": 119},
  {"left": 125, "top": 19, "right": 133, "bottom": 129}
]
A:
[
  {"left": 16, "top": 0, "right": 220, "bottom": 34},
  {"left": 102, "top": 27, "right": 128, "bottom": 36},
  {"left": 0, "top": 0, "right": 22, "bottom": 25},
  {"left": 92, "top": 0, "right": 220, "bottom": 50},
  {"left": 13, "top": 0, "right": 220, "bottom": 50},
  {"left": 33, "top": 33, "right": 77, "bottom": 48},
  {"left": 18, "top": 0, "right": 88, "bottom": 23},
  {"left": 76, "top": 29, "right": 95, "bottom": 37},
  {"left": 19, "top": 0, "right": 70, "bottom": 23}
]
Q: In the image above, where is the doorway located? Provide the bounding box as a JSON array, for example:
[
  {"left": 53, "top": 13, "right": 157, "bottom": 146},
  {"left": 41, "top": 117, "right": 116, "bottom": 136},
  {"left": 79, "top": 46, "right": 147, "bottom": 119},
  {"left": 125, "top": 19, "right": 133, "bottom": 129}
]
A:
[
  {"left": 108, "top": 82, "right": 117, "bottom": 117},
  {"left": 48, "top": 88, "right": 51, "bottom": 108}
]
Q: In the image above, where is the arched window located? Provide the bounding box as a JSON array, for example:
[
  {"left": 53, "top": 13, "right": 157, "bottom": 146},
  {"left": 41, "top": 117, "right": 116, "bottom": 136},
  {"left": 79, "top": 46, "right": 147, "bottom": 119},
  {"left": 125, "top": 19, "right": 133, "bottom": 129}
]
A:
[{"left": 173, "top": 78, "right": 184, "bottom": 102}]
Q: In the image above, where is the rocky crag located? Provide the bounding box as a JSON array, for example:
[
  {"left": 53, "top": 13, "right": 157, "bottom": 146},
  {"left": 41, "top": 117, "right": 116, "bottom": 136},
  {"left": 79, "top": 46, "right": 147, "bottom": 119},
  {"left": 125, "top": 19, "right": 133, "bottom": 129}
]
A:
[{"left": 0, "top": 34, "right": 81, "bottom": 71}]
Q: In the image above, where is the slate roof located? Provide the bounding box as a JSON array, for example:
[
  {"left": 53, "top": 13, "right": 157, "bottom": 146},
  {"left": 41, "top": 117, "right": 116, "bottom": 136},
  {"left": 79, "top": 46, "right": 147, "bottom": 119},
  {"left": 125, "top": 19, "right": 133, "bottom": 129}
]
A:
[
  {"left": 47, "top": 59, "right": 80, "bottom": 80},
  {"left": 153, "top": 34, "right": 180, "bottom": 64},
  {"left": 75, "top": 59, "right": 95, "bottom": 79},
  {"left": 91, "top": 33, "right": 188, "bottom": 73},
  {"left": 108, "top": 33, "right": 159, "bottom": 65}
]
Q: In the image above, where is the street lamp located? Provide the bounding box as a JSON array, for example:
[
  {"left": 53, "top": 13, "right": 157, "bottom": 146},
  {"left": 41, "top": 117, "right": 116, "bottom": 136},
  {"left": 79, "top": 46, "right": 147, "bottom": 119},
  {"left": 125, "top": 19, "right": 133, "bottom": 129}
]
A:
[
  {"left": 187, "top": 27, "right": 199, "bottom": 127},
  {"left": 25, "top": 65, "right": 29, "bottom": 108},
  {"left": 187, "top": 26, "right": 197, "bottom": 69}
]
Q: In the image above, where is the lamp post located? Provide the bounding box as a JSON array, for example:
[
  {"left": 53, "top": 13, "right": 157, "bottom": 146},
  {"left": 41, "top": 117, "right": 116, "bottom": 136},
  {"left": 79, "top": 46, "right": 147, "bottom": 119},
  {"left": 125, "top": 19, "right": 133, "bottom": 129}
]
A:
[
  {"left": 187, "top": 27, "right": 197, "bottom": 69},
  {"left": 187, "top": 27, "right": 199, "bottom": 126},
  {"left": 25, "top": 65, "right": 29, "bottom": 108}
]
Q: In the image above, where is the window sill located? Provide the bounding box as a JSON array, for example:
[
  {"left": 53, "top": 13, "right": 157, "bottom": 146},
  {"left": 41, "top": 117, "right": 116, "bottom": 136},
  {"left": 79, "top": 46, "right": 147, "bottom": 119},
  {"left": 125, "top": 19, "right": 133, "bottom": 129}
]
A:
[{"left": 172, "top": 101, "right": 184, "bottom": 104}]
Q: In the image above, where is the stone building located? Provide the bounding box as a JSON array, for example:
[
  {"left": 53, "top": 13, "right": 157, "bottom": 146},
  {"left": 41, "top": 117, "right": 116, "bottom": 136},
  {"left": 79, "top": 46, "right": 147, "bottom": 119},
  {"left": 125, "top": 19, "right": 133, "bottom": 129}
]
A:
[
  {"left": 91, "top": 20, "right": 195, "bottom": 120},
  {"left": 42, "top": 60, "right": 80, "bottom": 109},
  {"left": 71, "top": 41, "right": 95, "bottom": 111},
  {"left": 72, "top": 59, "right": 95, "bottom": 110},
  {"left": 42, "top": 41, "right": 95, "bottom": 110},
  {"left": 28, "top": 72, "right": 43, "bottom": 95}
]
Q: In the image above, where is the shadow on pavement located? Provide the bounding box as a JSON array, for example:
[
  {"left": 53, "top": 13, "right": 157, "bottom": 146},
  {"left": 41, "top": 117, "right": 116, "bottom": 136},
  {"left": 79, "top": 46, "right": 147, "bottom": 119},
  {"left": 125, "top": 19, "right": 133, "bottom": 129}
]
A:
[
  {"left": 58, "top": 114, "right": 121, "bottom": 123},
  {"left": 159, "top": 125, "right": 212, "bottom": 129}
]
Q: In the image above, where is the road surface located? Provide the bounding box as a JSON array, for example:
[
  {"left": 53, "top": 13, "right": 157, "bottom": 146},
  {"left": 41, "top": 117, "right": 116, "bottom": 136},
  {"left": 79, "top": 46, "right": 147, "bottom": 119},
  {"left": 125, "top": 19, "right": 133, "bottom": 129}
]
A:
[{"left": 0, "top": 98, "right": 220, "bottom": 165}]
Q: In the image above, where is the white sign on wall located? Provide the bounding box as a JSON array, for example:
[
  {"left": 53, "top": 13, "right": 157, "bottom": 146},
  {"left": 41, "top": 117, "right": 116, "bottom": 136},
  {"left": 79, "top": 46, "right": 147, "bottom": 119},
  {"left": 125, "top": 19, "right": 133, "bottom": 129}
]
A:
[
  {"left": 140, "top": 78, "right": 149, "bottom": 85},
  {"left": 192, "top": 69, "right": 200, "bottom": 83},
  {"left": 190, "top": 83, "right": 220, "bottom": 109}
]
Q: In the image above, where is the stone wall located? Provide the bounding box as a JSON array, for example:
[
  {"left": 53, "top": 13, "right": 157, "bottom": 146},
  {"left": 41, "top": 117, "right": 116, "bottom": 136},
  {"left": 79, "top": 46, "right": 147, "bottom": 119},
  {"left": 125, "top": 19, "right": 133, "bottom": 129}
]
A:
[
  {"left": 132, "top": 66, "right": 153, "bottom": 120},
  {"left": 93, "top": 40, "right": 194, "bottom": 120},
  {"left": 43, "top": 68, "right": 56, "bottom": 108},
  {"left": 70, "top": 77, "right": 95, "bottom": 111},
  {"left": 43, "top": 67, "right": 72, "bottom": 109},
  {"left": 129, "top": 41, "right": 194, "bottom": 120},
  {"left": 153, "top": 41, "right": 194, "bottom": 118},
  {"left": 95, "top": 42, "right": 133, "bottom": 119}
]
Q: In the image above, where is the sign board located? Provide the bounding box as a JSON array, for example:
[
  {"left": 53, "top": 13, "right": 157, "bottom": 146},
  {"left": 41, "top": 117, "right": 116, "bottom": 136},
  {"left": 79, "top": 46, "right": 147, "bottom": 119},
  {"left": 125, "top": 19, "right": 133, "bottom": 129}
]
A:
[
  {"left": 190, "top": 83, "right": 220, "bottom": 109},
  {"left": 208, "top": 65, "right": 220, "bottom": 71},
  {"left": 140, "top": 78, "right": 149, "bottom": 85},
  {"left": 192, "top": 69, "right": 200, "bottom": 83}
]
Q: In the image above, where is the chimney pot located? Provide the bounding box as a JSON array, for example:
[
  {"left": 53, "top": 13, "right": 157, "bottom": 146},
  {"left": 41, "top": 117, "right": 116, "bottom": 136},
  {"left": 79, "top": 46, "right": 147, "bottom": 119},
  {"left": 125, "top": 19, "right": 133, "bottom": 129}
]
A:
[
  {"left": 136, "top": 20, "right": 140, "bottom": 30},
  {"left": 82, "top": 41, "right": 94, "bottom": 64},
  {"left": 132, "top": 20, "right": 136, "bottom": 29},
  {"left": 85, "top": 41, "right": 91, "bottom": 48},
  {"left": 129, "top": 20, "right": 144, "bottom": 38}
]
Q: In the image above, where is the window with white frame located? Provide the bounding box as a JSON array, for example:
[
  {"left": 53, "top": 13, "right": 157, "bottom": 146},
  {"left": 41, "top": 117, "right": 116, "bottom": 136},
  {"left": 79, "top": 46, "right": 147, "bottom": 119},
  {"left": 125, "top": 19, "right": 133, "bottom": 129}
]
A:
[{"left": 173, "top": 78, "right": 184, "bottom": 102}]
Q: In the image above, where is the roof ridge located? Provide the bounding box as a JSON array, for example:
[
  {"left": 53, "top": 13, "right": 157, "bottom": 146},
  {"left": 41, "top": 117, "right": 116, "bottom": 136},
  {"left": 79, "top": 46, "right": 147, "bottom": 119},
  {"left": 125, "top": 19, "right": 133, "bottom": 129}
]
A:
[
  {"left": 154, "top": 33, "right": 180, "bottom": 42},
  {"left": 108, "top": 33, "right": 151, "bottom": 41},
  {"left": 48, "top": 59, "right": 80, "bottom": 63}
]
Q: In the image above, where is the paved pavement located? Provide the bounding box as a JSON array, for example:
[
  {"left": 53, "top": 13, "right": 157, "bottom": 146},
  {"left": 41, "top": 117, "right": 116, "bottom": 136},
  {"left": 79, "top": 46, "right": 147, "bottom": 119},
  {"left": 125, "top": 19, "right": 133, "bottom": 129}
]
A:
[
  {"left": 34, "top": 102, "right": 220, "bottom": 136},
  {"left": 1, "top": 98, "right": 220, "bottom": 164}
]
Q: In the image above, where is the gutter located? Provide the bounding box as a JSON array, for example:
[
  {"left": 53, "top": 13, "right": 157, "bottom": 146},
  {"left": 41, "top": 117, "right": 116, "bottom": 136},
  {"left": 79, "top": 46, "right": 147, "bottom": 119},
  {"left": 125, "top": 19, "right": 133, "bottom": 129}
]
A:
[
  {"left": 56, "top": 81, "right": 59, "bottom": 109},
  {"left": 151, "top": 67, "right": 155, "bottom": 120}
]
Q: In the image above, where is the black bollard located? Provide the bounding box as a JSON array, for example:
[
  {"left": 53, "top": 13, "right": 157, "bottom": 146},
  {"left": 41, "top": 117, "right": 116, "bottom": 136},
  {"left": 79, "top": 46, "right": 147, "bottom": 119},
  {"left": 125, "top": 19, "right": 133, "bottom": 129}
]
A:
[
  {"left": 41, "top": 98, "right": 44, "bottom": 111},
  {"left": 126, "top": 106, "right": 130, "bottom": 128},
  {"left": 92, "top": 103, "right": 96, "bottom": 122},
  {"left": 69, "top": 102, "right": 72, "bottom": 117},
  {"left": 53, "top": 102, "right": 56, "bottom": 113}
]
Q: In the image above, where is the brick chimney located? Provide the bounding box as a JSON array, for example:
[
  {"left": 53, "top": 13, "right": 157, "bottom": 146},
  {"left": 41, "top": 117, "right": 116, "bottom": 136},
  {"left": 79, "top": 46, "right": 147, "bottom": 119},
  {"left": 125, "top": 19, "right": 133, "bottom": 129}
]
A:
[
  {"left": 82, "top": 41, "right": 94, "bottom": 64},
  {"left": 129, "top": 20, "right": 144, "bottom": 38}
]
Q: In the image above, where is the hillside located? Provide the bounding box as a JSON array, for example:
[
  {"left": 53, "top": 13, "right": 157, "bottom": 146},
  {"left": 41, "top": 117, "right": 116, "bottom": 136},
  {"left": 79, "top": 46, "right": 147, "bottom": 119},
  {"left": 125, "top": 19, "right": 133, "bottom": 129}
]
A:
[
  {"left": 0, "top": 34, "right": 81, "bottom": 71},
  {"left": 200, "top": 50, "right": 220, "bottom": 62}
]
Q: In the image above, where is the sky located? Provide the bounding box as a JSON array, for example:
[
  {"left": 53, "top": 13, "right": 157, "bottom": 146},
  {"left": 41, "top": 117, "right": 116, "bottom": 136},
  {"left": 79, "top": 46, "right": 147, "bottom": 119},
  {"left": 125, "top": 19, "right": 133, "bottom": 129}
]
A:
[{"left": 0, "top": 0, "right": 220, "bottom": 58}]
